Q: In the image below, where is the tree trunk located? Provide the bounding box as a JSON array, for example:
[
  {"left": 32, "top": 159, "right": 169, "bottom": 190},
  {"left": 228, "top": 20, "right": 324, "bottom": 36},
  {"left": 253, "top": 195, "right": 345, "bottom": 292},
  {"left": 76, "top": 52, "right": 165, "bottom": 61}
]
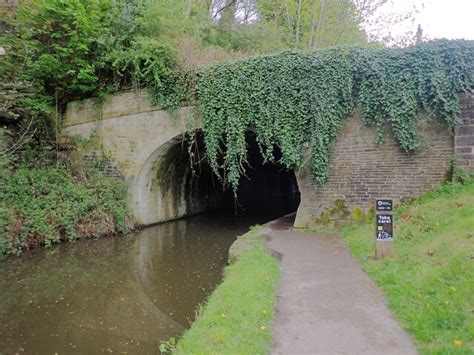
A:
[
  {"left": 295, "top": 0, "right": 302, "bottom": 43},
  {"left": 216, "top": 0, "right": 237, "bottom": 25},
  {"left": 308, "top": 2, "right": 317, "bottom": 48},
  {"left": 316, "top": 0, "right": 325, "bottom": 46}
]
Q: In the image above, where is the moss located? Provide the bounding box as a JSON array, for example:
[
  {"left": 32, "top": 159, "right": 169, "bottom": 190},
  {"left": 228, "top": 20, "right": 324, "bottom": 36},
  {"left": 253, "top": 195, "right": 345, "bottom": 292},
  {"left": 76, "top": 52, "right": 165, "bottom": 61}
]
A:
[
  {"left": 316, "top": 211, "right": 332, "bottom": 225},
  {"left": 351, "top": 207, "right": 365, "bottom": 223},
  {"left": 366, "top": 205, "right": 375, "bottom": 223},
  {"left": 328, "top": 199, "right": 350, "bottom": 220},
  {"left": 310, "top": 199, "right": 353, "bottom": 226}
]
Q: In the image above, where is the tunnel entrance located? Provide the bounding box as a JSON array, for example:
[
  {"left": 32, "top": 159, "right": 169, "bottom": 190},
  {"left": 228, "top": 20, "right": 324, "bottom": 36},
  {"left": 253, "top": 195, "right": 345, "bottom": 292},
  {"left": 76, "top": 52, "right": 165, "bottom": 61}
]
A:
[
  {"left": 183, "top": 130, "right": 300, "bottom": 221},
  {"left": 233, "top": 132, "right": 301, "bottom": 219},
  {"left": 137, "top": 130, "right": 300, "bottom": 226}
]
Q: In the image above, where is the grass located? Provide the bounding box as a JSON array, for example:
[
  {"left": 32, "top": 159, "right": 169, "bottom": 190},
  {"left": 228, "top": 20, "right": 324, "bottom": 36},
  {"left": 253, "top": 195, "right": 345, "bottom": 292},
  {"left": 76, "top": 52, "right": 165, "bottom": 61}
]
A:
[
  {"left": 174, "top": 229, "right": 280, "bottom": 355},
  {"left": 342, "top": 182, "right": 474, "bottom": 354}
]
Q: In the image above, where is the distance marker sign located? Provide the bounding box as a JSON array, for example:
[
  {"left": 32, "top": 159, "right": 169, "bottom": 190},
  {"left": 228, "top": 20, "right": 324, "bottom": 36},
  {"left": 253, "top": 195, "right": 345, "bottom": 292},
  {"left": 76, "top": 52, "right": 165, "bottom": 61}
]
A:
[{"left": 376, "top": 214, "right": 393, "bottom": 241}]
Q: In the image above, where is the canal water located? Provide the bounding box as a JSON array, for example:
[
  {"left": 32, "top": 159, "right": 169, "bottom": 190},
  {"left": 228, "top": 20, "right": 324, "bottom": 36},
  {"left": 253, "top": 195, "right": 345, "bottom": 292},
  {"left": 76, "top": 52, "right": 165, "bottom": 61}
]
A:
[{"left": 0, "top": 203, "right": 296, "bottom": 354}]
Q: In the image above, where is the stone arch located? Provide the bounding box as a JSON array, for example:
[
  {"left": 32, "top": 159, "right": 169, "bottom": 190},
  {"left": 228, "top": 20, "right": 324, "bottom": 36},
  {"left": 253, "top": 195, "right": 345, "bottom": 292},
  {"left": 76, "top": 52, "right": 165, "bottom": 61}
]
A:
[
  {"left": 129, "top": 129, "right": 303, "bottom": 226},
  {"left": 129, "top": 130, "right": 230, "bottom": 226}
]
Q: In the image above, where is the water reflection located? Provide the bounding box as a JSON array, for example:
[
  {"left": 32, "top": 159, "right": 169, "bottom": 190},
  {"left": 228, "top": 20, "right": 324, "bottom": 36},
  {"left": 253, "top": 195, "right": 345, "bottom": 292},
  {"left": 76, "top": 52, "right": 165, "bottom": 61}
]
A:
[{"left": 0, "top": 209, "right": 289, "bottom": 354}]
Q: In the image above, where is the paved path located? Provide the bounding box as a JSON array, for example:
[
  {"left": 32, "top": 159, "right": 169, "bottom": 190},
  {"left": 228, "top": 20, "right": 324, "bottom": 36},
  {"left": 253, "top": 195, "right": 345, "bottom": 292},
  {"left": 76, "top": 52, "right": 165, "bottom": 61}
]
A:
[{"left": 263, "top": 215, "right": 417, "bottom": 355}]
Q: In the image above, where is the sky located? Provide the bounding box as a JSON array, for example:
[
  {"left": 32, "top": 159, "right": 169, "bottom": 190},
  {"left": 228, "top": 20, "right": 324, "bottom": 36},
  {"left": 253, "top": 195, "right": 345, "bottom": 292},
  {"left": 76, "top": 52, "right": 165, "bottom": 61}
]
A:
[{"left": 373, "top": 0, "right": 474, "bottom": 41}]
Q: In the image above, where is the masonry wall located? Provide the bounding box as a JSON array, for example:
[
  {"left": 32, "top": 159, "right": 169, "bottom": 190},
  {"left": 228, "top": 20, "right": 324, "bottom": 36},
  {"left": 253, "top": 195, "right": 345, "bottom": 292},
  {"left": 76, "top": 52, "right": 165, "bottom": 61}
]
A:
[
  {"left": 64, "top": 90, "right": 473, "bottom": 228},
  {"left": 455, "top": 93, "right": 474, "bottom": 174},
  {"left": 294, "top": 113, "right": 454, "bottom": 228},
  {"left": 83, "top": 152, "right": 124, "bottom": 179}
]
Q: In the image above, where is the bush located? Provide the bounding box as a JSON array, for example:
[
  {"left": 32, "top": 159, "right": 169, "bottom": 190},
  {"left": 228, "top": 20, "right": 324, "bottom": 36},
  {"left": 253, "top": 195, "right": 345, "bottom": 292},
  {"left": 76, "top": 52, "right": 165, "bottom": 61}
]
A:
[{"left": 0, "top": 164, "right": 131, "bottom": 256}]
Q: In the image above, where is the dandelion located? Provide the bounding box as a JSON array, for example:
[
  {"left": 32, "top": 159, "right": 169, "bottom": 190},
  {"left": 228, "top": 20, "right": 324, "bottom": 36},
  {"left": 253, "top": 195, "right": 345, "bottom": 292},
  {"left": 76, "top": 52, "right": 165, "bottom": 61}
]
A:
[
  {"left": 260, "top": 325, "right": 266, "bottom": 331},
  {"left": 444, "top": 300, "right": 450, "bottom": 305},
  {"left": 261, "top": 310, "right": 268, "bottom": 315},
  {"left": 450, "top": 287, "right": 457, "bottom": 292},
  {"left": 454, "top": 339, "right": 462, "bottom": 347},
  {"left": 221, "top": 313, "right": 226, "bottom": 319}
]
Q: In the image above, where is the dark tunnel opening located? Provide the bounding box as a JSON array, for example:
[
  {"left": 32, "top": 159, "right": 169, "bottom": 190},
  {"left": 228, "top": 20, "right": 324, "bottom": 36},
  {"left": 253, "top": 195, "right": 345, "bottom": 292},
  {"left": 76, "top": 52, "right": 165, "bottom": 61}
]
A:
[
  {"left": 234, "top": 132, "right": 301, "bottom": 217},
  {"left": 186, "top": 131, "right": 301, "bottom": 222}
]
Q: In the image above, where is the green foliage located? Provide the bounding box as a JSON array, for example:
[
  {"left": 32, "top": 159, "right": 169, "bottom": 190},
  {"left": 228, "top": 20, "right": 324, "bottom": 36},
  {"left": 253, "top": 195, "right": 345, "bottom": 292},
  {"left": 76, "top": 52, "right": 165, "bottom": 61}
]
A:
[
  {"left": 0, "top": 163, "right": 131, "bottom": 256},
  {"left": 16, "top": 0, "right": 112, "bottom": 100},
  {"left": 109, "top": 35, "right": 189, "bottom": 110},
  {"left": 159, "top": 337, "right": 176, "bottom": 354},
  {"left": 257, "top": 0, "right": 367, "bottom": 48},
  {"left": 176, "top": 231, "right": 279, "bottom": 354},
  {"left": 0, "top": 0, "right": 187, "bottom": 139},
  {"left": 196, "top": 40, "right": 474, "bottom": 191},
  {"left": 451, "top": 156, "right": 474, "bottom": 185},
  {"left": 342, "top": 181, "right": 474, "bottom": 353},
  {"left": 351, "top": 207, "right": 365, "bottom": 223}
]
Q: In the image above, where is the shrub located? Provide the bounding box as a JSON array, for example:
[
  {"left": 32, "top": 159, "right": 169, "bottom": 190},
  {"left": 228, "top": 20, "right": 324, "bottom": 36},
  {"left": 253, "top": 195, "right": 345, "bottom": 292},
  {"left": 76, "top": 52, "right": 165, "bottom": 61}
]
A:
[{"left": 0, "top": 164, "right": 131, "bottom": 256}]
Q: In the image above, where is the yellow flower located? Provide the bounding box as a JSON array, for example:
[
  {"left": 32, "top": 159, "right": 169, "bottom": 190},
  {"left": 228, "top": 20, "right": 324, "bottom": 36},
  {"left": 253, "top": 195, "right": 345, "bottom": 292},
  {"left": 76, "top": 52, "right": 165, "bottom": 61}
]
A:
[
  {"left": 260, "top": 325, "right": 266, "bottom": 331},
  {"left": 221, "top": 313, "right": 226, "bottom": 319},
  {"left": 454, "top": 339, "right": 462, "bottom": 347},
  {"left": 450, "top": 287, "right": 457, "bottom": 292},
  {"left": 444, "top": 300, "right": 450, "bottom": 305},
  {"left": 261, "top": 310, "right": 268, "bottom": 315}
]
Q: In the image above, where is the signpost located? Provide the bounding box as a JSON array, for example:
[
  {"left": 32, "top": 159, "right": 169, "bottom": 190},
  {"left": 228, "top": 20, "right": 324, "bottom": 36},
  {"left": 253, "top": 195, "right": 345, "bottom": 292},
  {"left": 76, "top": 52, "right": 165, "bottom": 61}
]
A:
[{"left": 375, "top": 199, "right": 394, "bottom": 259}]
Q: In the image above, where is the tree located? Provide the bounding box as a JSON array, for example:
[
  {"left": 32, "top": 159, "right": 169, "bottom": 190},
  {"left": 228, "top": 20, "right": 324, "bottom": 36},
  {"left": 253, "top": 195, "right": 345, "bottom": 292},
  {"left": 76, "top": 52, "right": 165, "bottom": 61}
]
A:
[
  {"left": 257, "top": 0, "right": 367, "bottom": 48},
  {"left": 355, "top": 0, "right": 423, "bottom": 46}
]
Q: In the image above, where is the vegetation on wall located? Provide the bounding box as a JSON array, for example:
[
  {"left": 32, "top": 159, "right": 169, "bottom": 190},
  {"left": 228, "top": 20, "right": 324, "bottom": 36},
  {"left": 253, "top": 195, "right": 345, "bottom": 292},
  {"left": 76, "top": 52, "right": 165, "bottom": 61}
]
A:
[
  {"left": 1, "top": 0, "right": 418, "bottom": 150},
  {"left": 0, "top": 0, "right": 425, "bottom": 169},
  {"left": 196, "top": 40, "right": 474, "bottom": 191},
  {"left": 0, "top": 0, "right": 184, "bottom": 127},
  {"left": 1, "top": 1, "right": 473, "bottom": 253}
]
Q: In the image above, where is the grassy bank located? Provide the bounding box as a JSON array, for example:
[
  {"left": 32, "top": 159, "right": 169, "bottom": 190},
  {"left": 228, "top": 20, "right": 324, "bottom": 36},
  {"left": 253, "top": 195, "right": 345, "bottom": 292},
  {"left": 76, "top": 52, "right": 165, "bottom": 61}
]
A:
[
  {"left": 0, "top": 163, "right": 131, "bottom": 256},
  {"left": 342, "top": 182, "right": 474, "bottom": 354},
  {"left": 173, "top": 229, "right": 279, "bottom": 354}
]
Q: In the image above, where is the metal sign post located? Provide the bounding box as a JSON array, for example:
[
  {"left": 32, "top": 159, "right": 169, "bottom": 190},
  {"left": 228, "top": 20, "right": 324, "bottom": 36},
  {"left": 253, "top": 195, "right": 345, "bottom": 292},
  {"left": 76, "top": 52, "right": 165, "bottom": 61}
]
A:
[{"left": 375, "top": 199, "right": 394, "bottom": 259}]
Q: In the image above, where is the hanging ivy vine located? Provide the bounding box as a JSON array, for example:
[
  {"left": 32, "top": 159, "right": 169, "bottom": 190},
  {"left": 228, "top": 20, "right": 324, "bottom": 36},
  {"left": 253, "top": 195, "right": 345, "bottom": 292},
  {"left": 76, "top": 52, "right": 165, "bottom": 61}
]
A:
[{"left": 194, "top": 40, "right": 474, "bottom": 192}]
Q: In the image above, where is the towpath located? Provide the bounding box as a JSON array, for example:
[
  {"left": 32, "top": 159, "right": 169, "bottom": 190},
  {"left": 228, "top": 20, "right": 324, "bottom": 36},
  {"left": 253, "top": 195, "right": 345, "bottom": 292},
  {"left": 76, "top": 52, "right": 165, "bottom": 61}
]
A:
[{"left": 262, "top": 215, "right": 417, "bottom": 355}]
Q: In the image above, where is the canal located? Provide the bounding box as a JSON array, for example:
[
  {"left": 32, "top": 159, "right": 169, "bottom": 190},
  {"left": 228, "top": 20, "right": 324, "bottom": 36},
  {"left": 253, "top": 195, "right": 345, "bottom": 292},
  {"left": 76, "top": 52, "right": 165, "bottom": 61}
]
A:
[{"left": 0, "top": 200, "right": 297, "bottom": 354}]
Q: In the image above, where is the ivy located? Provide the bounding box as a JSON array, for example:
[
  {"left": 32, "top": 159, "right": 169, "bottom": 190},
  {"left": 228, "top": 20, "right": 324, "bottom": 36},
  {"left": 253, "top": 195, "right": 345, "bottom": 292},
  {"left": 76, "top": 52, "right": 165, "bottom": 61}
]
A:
[{"left": 195, "top": 40, "right": 474, "bottom": 191}]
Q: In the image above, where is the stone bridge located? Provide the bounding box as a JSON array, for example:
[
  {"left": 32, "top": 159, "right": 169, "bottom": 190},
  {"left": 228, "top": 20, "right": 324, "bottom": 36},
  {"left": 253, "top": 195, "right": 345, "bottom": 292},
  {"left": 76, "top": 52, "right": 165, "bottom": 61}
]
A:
[{"left": 63, "top": 90, "right": 474, "bottom": 227}]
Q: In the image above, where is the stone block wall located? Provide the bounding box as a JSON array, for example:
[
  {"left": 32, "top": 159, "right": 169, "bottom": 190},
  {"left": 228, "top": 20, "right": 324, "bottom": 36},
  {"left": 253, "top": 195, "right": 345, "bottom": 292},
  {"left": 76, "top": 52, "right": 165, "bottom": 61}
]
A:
[
  {"left": 455, "top": 93, "right": 474, "bottom": 174},
  {"left": 65, "top": 90, "right": 473, "bottom": 227},
  {"left": 83, "top": 151, "right": 123, "bottom": 179},
  {"left": 294, "top": 113, "right": 454, "bottom": 228}
]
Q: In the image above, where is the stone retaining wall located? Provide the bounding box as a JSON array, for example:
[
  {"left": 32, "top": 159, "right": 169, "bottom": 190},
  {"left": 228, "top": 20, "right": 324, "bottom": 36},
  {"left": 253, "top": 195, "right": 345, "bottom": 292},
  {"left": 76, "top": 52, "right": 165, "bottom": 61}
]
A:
[
  {"left": 295, "top": 115, "right": 454, "bottom": 227},
  {"left": 455, "top": 93, "right": 474, "bottom": 174},
  {"left": 64, "top": 90, "right": 474, "bottom": 227}
]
